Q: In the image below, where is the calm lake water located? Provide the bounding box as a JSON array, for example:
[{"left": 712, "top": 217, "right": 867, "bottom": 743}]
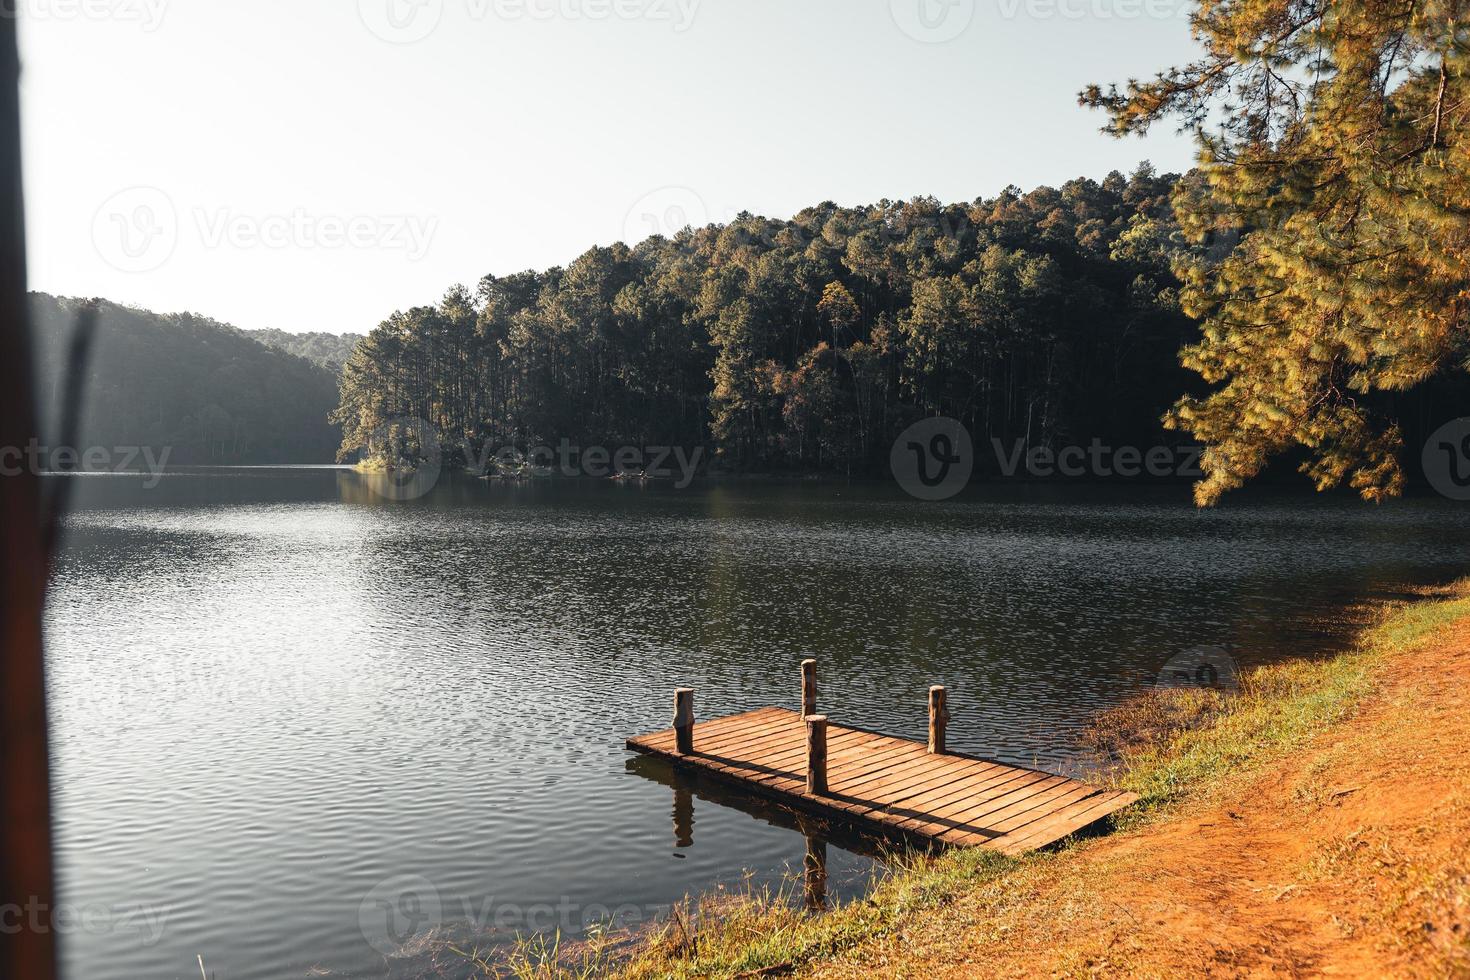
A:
[{"left": 44, "top": 470, "right": 1470, "bottom": 979}]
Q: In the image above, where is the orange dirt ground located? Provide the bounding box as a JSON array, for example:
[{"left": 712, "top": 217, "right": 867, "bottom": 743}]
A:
[{"left": 811, "top": 622, "right": 1470, "bottom": 978}]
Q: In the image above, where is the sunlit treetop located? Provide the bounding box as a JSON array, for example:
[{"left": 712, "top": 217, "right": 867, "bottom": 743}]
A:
[{"left": 1083, "top": 0, "right": 1470, "bottom": 503}]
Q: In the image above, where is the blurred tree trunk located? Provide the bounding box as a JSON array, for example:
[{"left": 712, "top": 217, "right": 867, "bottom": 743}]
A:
[{"left": 0, "top": 7, "right": 59, "bottom": 979}]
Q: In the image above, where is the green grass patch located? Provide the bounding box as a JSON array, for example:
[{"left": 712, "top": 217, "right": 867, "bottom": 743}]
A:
[
  {"left": 1097, "top": 580, "right": 1470, "bottom": 813},
  {"left": 498, "top": 848, "right": 1021, "bottom": 980}
]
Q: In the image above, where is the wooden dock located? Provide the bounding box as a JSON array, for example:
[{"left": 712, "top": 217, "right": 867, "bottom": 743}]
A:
[{"left": 627, "top": 691, "right": 1137, "bottom": 854}]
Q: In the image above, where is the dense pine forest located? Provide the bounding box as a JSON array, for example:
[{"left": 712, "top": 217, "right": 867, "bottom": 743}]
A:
[
  {"left": 31, "top": 165, "right": 1466, "bottom": 484},
  {"left": 334, "top": 165, "right": 1207, "bottom": 475},
  {"left": 30, "top": 295, "right": 341, "bottom": 464}
]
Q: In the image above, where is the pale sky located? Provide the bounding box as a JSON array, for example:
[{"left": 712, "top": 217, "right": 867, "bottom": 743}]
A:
[{"left": 20, "top": 0, "right": 1199, "bottom": 336}]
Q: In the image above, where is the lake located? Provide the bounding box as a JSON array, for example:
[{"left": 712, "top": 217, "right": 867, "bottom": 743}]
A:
[{"left": 43, "top": 469, "right": 1470, "bottom": 979}]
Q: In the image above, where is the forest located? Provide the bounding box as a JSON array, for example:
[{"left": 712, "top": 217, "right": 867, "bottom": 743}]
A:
[
  {"left": 36, "top": 166, "right": 1464, "bottom": 485},
  {"left": 241, "top": 327, "right": 364, "bottom": 372},
  {"left": 30, "top": 294, "right": 341, "bottom": 465},
  {"left": 333, "top": 164, "right": 1215, "bottom": 476}
]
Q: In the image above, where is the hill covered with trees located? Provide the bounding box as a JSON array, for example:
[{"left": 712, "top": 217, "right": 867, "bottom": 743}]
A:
[
  {"left": 31, "top": 294, "right": 341, "bottom": 464},
  {"left": 239, "top": 327, "right": 364, "bottom": 373},
  {"left": 334, "top": 164, "right": 1205, "bottom": 475}
]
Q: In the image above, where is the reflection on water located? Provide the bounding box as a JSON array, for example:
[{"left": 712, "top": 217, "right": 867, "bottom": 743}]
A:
[
  {"left": 625, "top": 755, "right": 879, "bottom": 914},
  {"left": 44, "top": 469, "right": 1470, "bottom": 979}
]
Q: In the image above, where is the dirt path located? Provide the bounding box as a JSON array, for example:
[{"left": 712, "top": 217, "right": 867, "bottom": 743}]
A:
[{"left": 812, "top": 622, "right": 1470, "bottom": 978}]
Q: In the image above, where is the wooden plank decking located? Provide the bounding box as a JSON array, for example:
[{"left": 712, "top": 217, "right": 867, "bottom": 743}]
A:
[{"left": 626, "top": 707, "right": 1137, "bottom": 854}]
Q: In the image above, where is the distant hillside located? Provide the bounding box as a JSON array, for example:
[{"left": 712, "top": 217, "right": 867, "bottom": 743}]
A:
[
  {"left": 337, "top": 168, "right": 1200, "bottom": 473},
  {"left": 240, "top": 327, "right": 363, "bottom": 372},
  {"left": 30, "top": 294, "right": 341, "bottom": 464}
]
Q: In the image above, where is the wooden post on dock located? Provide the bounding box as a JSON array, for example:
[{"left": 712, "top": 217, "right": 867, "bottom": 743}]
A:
[
  {"left": 627, "top": 692, "right": 1143, "bottom": 854},
  {"left": 805, "top": 714, "right": 828, "bottom": 795},
  {"left": 801, "top": 658, "right": 817, "bottom": 717},
  {"left": 674, "top": 688, "right": 695, "bottom": 755},
  {"left": 928, "top": 686, "right": 948, "bottom": 755}
]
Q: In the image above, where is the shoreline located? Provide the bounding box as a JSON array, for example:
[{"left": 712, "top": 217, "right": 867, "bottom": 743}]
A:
[
  {"left": 497, "top": 578, "right": 1470, "bottom": 978},
  {"left": 349, "top": 462, "right": 1470, "bottom": 498}
]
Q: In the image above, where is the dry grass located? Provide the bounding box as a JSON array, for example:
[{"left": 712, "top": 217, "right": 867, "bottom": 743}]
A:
[{"left": 1080, "top": 686, "right": 1229, "bottom": 757}]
